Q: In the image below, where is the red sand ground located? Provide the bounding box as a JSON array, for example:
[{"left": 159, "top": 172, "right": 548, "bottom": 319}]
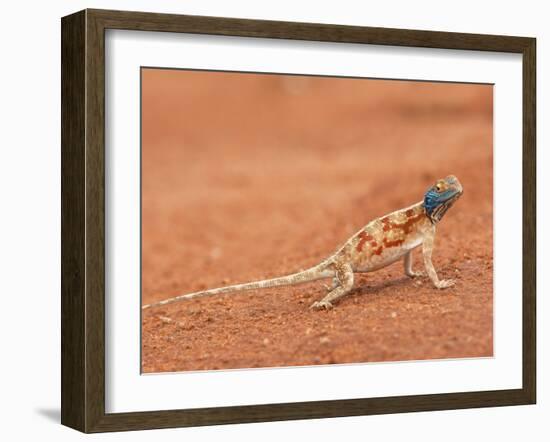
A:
[{"left": 141, "top": 70, "right": 493, "bottom": 373}]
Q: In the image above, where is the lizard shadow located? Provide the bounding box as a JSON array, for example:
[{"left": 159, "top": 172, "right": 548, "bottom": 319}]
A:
[{"left": 345, "top": 275, "right": 419, "bottom": 303}]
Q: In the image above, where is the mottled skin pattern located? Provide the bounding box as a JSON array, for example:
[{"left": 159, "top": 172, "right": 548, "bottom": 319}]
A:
[{"left": 143, "top": 175, "right": 463, "bottom": 311}]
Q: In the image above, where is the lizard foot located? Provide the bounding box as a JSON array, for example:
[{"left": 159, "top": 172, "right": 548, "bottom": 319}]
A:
[
  {"left": 406, "top": 270, "right": 426, "bottom": 278},
  {"left": 435, "top": 279, "right": 455, "bottom": 289},
  {"left": 310, "top": 300, "right": 334, "bottom": 310}
]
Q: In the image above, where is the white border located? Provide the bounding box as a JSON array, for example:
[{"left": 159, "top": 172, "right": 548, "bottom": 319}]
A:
[{"left": 105, "top": 30, "right": 523, "bottom": 413}]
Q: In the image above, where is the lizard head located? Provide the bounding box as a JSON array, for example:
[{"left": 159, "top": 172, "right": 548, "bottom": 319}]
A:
[{"left": 423, "top": 175, "right": 463, "bottom": 223}]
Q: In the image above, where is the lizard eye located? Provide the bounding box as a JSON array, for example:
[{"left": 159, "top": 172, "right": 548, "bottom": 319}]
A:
[{"left": 435, "top": 184, "right": 442, "bottom": 192}]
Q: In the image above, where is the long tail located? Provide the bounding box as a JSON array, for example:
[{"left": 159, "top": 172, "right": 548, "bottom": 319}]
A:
[{"left": 142, "top": 262, "right": 333, "bottom": 310}]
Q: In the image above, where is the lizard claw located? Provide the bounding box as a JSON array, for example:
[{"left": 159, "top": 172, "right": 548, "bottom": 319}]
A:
[
  {"left": 435, "top": 279, "right": 455, "bottom": 289},
  {"left": 310, "top": 300, "right": 333, "bottom": 310}
]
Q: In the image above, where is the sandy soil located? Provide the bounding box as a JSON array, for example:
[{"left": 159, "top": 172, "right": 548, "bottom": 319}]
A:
[{"left": 141, "top": 69, "right": 493, "bottom": 373}]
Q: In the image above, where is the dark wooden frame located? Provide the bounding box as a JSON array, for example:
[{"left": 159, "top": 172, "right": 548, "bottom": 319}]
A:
[{"left": 61, "top": 8, "right": 536, "bottom": 433}]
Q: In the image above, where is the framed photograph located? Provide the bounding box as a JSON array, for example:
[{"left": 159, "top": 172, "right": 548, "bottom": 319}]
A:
[{"left": 61, "top": 9, "right": 536, "bottom": 433}]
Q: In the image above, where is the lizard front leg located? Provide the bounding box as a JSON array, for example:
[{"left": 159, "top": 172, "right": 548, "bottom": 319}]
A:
[
  {"left": 311, "top": 262, "right": 354, "bottom": 310},
  {"left": 422, "top": 227, "right": 455, "bottom": 289},
  {"left": 403, "top": 251, "right": 424, "bottom": 278}
]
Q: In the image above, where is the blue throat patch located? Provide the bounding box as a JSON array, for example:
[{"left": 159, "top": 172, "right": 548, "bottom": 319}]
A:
[
  {"left": 423, "top": 189, "right": 440, "bottom": 216},
  {"left": 424, "top": 188, "right": 455, "bottom": 216}
]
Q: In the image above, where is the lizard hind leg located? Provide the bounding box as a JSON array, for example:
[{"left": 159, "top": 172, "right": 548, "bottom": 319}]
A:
[
  {"left": 310, "top": 263, "right": 354, "bottom": 310},
  {"left": 322, "top": 276, "right": 340, "bottom": 292}
]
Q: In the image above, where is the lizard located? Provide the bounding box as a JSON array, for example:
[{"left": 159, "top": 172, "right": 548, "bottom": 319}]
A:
[{"left": 142, "top": 175, "right": 463, "bottom": 311}]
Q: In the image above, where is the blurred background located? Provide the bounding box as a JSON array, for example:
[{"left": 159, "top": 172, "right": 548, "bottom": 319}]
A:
[{"left": 141, "top": 69, "right": 493, "bottom": 373}]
